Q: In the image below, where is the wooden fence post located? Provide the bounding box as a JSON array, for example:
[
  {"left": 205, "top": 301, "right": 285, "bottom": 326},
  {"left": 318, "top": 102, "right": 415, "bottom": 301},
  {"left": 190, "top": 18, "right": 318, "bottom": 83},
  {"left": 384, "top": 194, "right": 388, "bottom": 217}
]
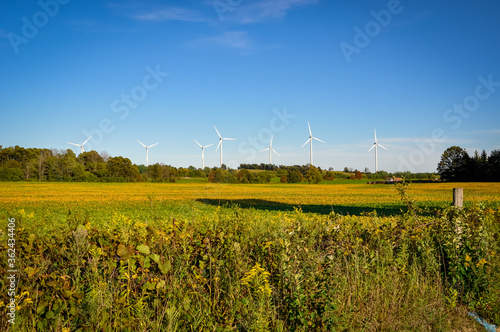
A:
[{"left": 453, "top": 188, "right": 463, "bottom": 208}]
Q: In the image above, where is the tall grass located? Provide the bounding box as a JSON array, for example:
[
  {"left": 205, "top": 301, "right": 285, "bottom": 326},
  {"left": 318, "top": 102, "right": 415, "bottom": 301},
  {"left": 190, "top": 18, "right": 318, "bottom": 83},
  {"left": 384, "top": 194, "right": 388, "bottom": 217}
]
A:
[{"left": 0, "top": 195, "right": 498, "bottom": 331}]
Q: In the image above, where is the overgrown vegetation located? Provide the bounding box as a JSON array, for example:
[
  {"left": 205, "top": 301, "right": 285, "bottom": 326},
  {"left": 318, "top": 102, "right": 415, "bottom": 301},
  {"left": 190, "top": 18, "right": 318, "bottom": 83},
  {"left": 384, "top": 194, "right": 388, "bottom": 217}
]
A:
[{"left": 0, "top": 183, "right": 498, "bottom": 331}]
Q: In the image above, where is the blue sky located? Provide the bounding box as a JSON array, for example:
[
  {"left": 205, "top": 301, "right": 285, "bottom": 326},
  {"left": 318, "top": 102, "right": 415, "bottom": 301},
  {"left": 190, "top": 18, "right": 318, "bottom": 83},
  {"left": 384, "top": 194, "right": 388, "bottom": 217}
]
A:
[{"left": 1, "top": 0, "right": 499, "bottom": 172}]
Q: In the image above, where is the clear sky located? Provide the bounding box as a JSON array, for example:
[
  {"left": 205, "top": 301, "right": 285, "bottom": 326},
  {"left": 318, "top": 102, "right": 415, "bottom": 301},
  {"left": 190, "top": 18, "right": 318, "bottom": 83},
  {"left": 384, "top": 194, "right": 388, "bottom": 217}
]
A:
[{"left": 1, "top": 0, "right": 499, "bottom": 172}]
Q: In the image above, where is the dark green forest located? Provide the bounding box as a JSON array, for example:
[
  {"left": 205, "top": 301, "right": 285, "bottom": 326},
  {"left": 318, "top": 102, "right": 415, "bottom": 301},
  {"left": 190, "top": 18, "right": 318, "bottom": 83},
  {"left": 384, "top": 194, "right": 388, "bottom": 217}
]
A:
[{"left": 437, "top": 146, "right": 500, "bottom": 182}]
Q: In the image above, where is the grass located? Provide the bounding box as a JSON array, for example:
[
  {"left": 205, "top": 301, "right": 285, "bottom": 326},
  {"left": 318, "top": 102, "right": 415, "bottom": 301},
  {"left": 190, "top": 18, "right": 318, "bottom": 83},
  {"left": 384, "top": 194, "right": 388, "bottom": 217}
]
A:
[
  {"left": 0, "top": 182, "right": 499, "bottom": 331},
  {"left": 176, "top": 177, "right": 209, "bottom": 184}
]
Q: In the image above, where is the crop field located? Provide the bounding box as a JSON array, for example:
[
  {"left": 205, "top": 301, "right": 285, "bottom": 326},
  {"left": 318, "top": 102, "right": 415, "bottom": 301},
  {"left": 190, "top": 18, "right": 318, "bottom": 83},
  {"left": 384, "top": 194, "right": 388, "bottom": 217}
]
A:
[
  {"left": 1, "top": 181, "right": 499, "bottom": 208},
  {"left": 0, "top": 181, "right": 499, "bottom": 331}
]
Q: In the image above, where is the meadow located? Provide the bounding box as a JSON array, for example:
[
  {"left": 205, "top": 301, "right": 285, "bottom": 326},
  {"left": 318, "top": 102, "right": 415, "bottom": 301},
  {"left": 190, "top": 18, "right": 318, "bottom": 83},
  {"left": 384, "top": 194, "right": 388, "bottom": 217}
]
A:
[{"left": 0, "top": 181, "right": 499, "bottom": 331}]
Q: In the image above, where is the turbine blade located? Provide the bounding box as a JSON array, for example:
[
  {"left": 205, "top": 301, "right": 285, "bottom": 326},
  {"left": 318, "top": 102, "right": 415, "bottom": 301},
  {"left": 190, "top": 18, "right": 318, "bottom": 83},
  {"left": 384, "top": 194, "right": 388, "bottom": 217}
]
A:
[
  {"left": 82, "top": 136, "right": 93, "bottom": 145},
  {"left": 379, "top": 144, "right": 388, "bottom": 151},
  {"left": 214, "top": 125, "right": 221, "bottom": 138},
  {"left": 301, "top": 138, "right": 311, "bottom": 148},
  {"left": 194, "top": 140, "right": 203, "bottom": 148},
  {"left": 374, "top": 129, "right": 377, "bottom": 143},
  {"left": 137, "top": 140, "right": 147, "bottom": 148},
  {"left": 368, "top": 145, "right": 376, "bottom": 152},
  {"left": 270, "top": 135, "right": 273, "bottom": 146},
  {"left": 148, "top": 143, "right": 159, "bottom": 148},
  {"left": 223, "top": 138, "right": 235, "bottom": 141},
  {"left": 260, "top": 148, "right": 270, "bottom": 152},
  {"left": 203, "top": 144, "right": 213, "bottom": 148},
  {"left": 272, "top": 148, "right": 280, "bottom": 157},
  {"left": 313, "top": 137, "right": 325, "bottom": 143},
  {"left": 216, "top": 141, "right": 221, "bottom": 152},
  {"left": 308, "top": 122, "right": 312, "bottom": 136},
  {"left": 67, "top": 142, "right": 80, "bottom": 147}
]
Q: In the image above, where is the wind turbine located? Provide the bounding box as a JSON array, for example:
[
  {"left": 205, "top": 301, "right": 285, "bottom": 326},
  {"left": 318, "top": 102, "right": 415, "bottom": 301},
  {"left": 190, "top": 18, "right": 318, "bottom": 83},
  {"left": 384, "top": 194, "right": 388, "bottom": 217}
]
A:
[
  {"left": 194, "top": 140, "right": 213, "bottom": 169},
  {"left": 301, "top": 122, "right": 325, "bottom": 167},
  {"left": 137, "top": 140, "right": 159, "bottom": 167},
  {"left": 260, "top": 136, "right": 280, "bottom": 165},
  {"left": 367, "top": 129, "right": 388, "bottom": 172},
  {"left": 67, "top": 136, "right": 92, "bottom": 154},
  {"left": 214, "top": 125, "right": 235, "bottom": 168}
]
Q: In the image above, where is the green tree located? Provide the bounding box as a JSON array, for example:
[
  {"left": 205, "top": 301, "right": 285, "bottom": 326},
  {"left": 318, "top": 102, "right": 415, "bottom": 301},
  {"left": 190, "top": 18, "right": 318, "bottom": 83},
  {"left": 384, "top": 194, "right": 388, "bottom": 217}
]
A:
[
  {"left": 208, "top": 169, "right": 235, "bottom": 183},
  {"left": 437, "top": 146, "right": 470, "bottom": 181},
  {"left": 60, "top": 149, "right": 78, "bottom": 180},
  {"left": 236, "top": 169, "right": 254, "bottom": 183},
  {"left": 178, "top": 167, "right": 189, "bottom": 177},
  {"left": 72, "top": 163, "right": 86, "bottom": 181},
  {"left": 79, "top": 151, "right": 105, "bottom": 176},
  {"left": 147, "top": 164, "right": 177, "bottom": 182},
  {"left": 488, "top": 149, "right": 500, "bottom": 181},
  {"left": 306, "top": 166, "right": 323, "bottom": 184},
  {"left": 473, "top": 150, "right": 488, "bottom": 181},
  {"left": 20, "top": 147, "right": 37, "bottom": 180},
  {"left": 137, "top": 165, "right": 148, "bottom": 175},
  {"left": 106, "top": 157, "right": 140, "bottom": 182},
  {"left": 324, "top": 171, "right": 335, "bottom": 181},
  {"left": 45, "top": 153, "right": 60, "bottom": 181},
  {"left": 0, "top": 161, "right": 24, "bottom": 181},
  {"left": 288, "top": 170, "right": 303, "bottom": 183},
  {"left": 36, "top": 149, "right": 52, "bottom": 181},
  {"left": 254, "top": 171, "right": 273, "bottom": 183}
]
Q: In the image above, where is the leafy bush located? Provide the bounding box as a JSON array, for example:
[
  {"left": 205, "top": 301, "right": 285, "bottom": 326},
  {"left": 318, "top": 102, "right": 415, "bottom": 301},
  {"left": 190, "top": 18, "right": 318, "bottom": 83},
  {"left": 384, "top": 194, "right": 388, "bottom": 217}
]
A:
[
  {"left": 1, "top": 197, "right": 498, "bottom": 330},
  {"left": 0, "top": 166, "right": 24, "bottom": 181},
  {"left": 288, "top": 170, "right": 303, "bottom": 183}
]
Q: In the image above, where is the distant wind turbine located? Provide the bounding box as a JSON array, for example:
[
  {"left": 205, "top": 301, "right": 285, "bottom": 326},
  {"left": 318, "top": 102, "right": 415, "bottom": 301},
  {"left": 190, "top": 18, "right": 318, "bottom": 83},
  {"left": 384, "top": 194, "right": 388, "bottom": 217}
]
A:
[
  {"left": 214, "top": 125, "right": 235, "bottom": 168},
  {"left": 260, "top": 136, "right": 279, "bottom": 165},
  {"left": 67, "top": 136, "right": 92, "bottom": 154},
  {"left": 137, "top": 140, "right": 159, "bottom": 167},
  {"left": 367, "top": 129, "right": 388, "bottom": 172},
  {"left": 194, "top": 140, "right": 213, "bottom": 169},
  {"left": 301, "top": 122, "right": 325, "bottom": 167}
]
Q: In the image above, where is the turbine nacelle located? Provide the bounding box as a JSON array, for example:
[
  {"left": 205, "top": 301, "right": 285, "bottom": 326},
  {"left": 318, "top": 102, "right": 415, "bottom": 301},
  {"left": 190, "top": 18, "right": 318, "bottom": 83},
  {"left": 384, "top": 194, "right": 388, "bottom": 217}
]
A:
[{"left": 67, "top": 136, "right": 93, "bottom": 154}]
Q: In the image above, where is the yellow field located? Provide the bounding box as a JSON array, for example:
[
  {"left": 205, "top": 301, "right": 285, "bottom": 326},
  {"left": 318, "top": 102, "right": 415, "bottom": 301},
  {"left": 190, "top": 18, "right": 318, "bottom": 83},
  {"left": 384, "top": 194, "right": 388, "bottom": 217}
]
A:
[
  {"left": 0, "top": 181, "right": 499, "bottom": 208},
  {"left": 0, "top": 181, "right": 499, "bottom": 330}
]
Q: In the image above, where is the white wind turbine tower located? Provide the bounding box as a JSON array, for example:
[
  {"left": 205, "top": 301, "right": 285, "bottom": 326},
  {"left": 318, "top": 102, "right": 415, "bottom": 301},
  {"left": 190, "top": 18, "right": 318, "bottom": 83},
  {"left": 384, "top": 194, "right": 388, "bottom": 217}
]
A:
[
  {"left": 194, "top": 140, "right": 213, "bottom": 169},
  {"left": 214, "top": 125, "right": 235, "bottom": 168},
  {"left": 261, "top": 136, "right": 280, "bottom": 165},
  {"left": 301, "top": 122, "right": 325, "bottom": 167},
  {"left": 368, "top": 129, "right": 388, "bottom": 172},
  {"left": 67, "top": 136, "right": 92, "bottom": 154},
  {"left": 137, "top": 140, "right": 159, "bottom": 167}
]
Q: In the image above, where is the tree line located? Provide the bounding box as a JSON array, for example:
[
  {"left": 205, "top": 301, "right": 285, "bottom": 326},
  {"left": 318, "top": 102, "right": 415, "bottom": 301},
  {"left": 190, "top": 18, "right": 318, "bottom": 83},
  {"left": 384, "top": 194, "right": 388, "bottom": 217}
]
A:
[
  {"left": 6, "top": 145, "right": 489, "bottom": 183},
  {"left": 437, "top": 146, "right": 500, "bottom": 181},
  {"left": 239, "top": 163, "right": 436, "bottom": 181},
  {"left": 0, "top": 146, "right": 311, "bottom": 184},
  {"left": 0, "top": 146, "right": 169, "bottom": 182}
]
